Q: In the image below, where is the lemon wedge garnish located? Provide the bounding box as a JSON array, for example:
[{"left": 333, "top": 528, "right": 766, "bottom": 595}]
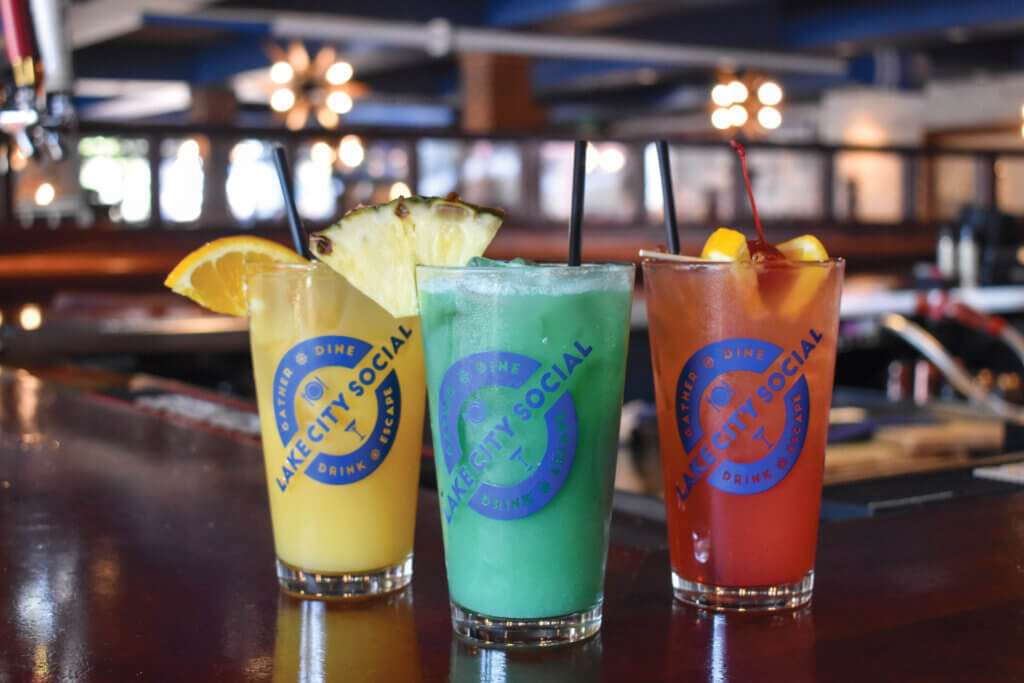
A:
[
  {"left": 777, "top": 234, "right": 829, "bottom": 261},
  {"left": 701, "top": 227, "right": 750, "bottom": 261},
  {"left": 164, "top": 236, "right": 306, "bottom": 316},
  {"left": 696, "top": 229, "right": 832, "bottom": 319},
  {"left": 310, "top": 195, "right": 503, "bottom": 318},
  {"left": 699, "top": 227, "right": 767, "bottom": 317},
  {"left": 775, "top": 235, "right": 830, "bottom": 318}
]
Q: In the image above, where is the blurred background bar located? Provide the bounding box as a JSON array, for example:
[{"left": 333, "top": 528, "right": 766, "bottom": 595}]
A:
[{"left": 2, "top": 0, "right": 1024, "bottom": 511}]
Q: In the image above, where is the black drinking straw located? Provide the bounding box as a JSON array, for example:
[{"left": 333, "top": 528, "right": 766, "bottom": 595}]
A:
[
  {"left": 271, "top": 143, "right": 312, "bottom": 260},
  {"left": 567, "top": 140, "right": 586, "bottom": 267},
  {"left": 656, "top": 140, "right": 680, "bottom": 254}
]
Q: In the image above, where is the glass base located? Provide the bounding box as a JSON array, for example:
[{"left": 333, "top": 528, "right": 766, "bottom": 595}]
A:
[
  {"left": 276, "top": 553, "right": 413, "bottom": 600},
  {"left": 672, "top": 569, "right": 814, "bottom": 612},
  {"left": 450, "top": 600, "right": 602, "bottom": 648}
]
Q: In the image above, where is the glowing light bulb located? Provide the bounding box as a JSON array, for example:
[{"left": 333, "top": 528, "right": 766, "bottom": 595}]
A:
[
  {"left": 326, "top": 61, "right": 353, "bottom": 85},
  {"left": 338, "top": 135, "right": 364, "bottom": 168},
  {"left": 310, "top": 141, "right": 335, "bottom": 165},
  {"left": 177, "top": 138, "right": 200, "bottom": 159},
  {"left": 316, "top": 107, "right": 339, "bottom": 129},
  {"left": 758, "top": 106, "right": 782, "bottom": 130},
  {"left": 727, "top": 80, "right": 748, "bottom": 104},
  {"left": 728, "top": 104, "right": 748, "bottom": 127},
  {"left": 389, "top": 181, "right": 411, "bottom": 200},
  {"left": 711, "top": 107, "right": 732, "bottom": 130},
  {"left": 34, "top": 183, "right": 55, "bottom": 206},
  {"left": 711, "top": 84, "right": 732, "bottom": 107},
  {"left": 19, "top": 304, "right": 41, "bottom": 331},
  {"left": 326, "top": 91, "right": 353, "bottom": 114},
  {"left": 270, "top": 88, "right": 295, "bottom": 112},
  {"left": 599, "top": 147, "right": 626, "bottom": 173},
  {"left": 269, "top": 61, "right": 293, "bottom": 84},
  {"left": 758, "top": 81, "right": 783, "bottom": 106}
]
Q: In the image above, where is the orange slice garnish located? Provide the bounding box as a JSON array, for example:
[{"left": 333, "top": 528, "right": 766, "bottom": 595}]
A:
[
  {"left": 701, "top": 227, "right": 750, "bottom": 261},
  {"left": 164, "top": 236, "right": 306, "bottom": 316}
]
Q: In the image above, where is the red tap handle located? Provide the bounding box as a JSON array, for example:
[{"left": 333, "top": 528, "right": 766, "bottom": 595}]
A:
[
  {"left": 0, "top": 0, "right": 35, "bottom": 87},
  {"left": 916, "top": 290, "right": 1007, "bottom": 337}
]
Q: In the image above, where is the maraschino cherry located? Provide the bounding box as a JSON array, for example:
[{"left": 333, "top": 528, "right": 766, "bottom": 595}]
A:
[{"left": 730, "top": 140, "right": 784, "bottom": 261}]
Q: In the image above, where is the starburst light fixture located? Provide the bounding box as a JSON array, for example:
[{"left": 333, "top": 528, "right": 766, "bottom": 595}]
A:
[
  {"left": 709, "top": 75, "right": 783, "bottom": 133},
  {"left": 266, "top": 41, "right": 369, "bottom": 130}
]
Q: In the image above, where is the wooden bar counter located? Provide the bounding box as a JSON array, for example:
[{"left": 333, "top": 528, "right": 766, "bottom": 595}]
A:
[{"left": 1, "top": 367, "right": 1022, "bottom": 681}]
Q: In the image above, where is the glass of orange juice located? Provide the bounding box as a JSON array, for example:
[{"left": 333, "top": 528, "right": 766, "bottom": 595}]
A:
[{"left": 247, "top": 261, "right": 425, "bottom": 599}]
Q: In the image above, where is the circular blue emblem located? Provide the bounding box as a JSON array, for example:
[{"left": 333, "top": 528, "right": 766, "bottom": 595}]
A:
[
  {"left": 301, "top": 379, "right": 325, "bottom": 402},
  {"left": 436, "top": 350, "right": 580, "bottom": 523},
  {"left": 674, "top": 335, "right": 817, "bottom": 497},
  {"left": 271, "top": 334, "right": 402, "bottom": 487}
]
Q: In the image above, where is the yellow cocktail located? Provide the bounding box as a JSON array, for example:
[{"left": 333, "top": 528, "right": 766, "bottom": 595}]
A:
[
  {"left": 247, "top": 261, "right": 425, "bottom": 598},
  {"left": 163, "top": 194, "right": 502, "bottom": 599}
]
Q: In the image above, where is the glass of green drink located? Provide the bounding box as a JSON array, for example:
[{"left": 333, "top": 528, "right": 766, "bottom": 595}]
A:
[{"left": 416, "top": 259, "right": 634, "bottom": 647}]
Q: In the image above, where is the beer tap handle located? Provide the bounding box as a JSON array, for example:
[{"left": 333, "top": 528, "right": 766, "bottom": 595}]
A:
[
  {"left": 0, "top": 0, "right": 37, "bottom": 92},
  {"left": 29, "top": 0, "right": 75, "bottom": 149}
]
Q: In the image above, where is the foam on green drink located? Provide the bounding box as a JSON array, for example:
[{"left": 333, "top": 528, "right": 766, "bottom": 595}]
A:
[{"left": 417, "top": 260, "right": 633, "bottom": 620}]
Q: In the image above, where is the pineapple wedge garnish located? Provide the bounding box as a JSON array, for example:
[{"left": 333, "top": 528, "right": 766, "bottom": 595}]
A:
[{"left": 310, "top": 193, "right": 503, "bottom": 318}]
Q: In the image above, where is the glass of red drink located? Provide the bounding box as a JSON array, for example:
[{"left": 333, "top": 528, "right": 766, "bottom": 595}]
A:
[{"left": 642, "top": 257, "right": 843, "bottom": 610}]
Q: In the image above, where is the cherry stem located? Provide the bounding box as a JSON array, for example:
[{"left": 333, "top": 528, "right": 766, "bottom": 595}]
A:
[{"left": 730, "top": 140, "right": 765, "bottom": 243}]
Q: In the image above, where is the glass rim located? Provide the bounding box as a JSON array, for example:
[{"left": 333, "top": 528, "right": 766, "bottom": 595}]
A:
[
  {"left": 416, "top": 261, "right": 635, "bottom": 274},
  {"left": 641, "top": 257, "right": 845, "bottom": 270},
  {"left": 244, "top": 261, "right": 332, "bottom": 278}
]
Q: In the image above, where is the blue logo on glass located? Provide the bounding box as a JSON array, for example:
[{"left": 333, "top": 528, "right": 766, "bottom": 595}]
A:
[
  {"left": 271, "top": 332, "right": 410, "bottom": 490},
  {"left": 301, "top": 376, "right": 328, "bottom": 404},
  {"left": 673, "top": 331, "right": 824, "bottom": 500},
  {"left": 436, "top": 343, "right": 592, "bottom": 524}
]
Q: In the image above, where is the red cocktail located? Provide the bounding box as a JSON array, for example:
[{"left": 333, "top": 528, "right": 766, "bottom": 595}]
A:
[
  {"left": 644, "top": 258, "right": 842, "bottom": 609},
  {"left": 643, "top": 141, "right": 844, "bottom": 610}
]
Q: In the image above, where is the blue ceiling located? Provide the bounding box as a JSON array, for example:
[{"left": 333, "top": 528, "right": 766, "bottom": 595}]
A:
[{"left": 62, "top": 0, "right": 1024, "bottom": 125}]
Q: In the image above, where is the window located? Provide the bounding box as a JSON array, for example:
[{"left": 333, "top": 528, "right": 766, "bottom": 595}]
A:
[
  {"left": 460, "top": 141, "right": 521, "bottom": 209},
  {"left": 417, "top": 138, "right": 461, "bottom": 198},
  {"left": 78, "top": 136, "right": 150, "bottom": 224},
  {"left": 294, "top": 140, "right": 340, "bottom": 222},
  {"left": 931, "top": 156, "right": 976, "bottom": 221},
  {"left": 996, "top": 157, "right": 1024, "bottom": 217},
  {"left": 541, "top": 142, "right": 636, "bottom": 221},
  {"left": 159, "top": 137, "right": 206, "bottom": 225},
  {"left": 645, "top": 145, "right": 734, "bottom": 224},
  {"left": 833, "top": 151, "right": 902, "bottom": 223},
  {"left": 746, "top": 150, "right": 822, "bottom": 219},
  {"left": 225, "top": 139, "right": 284, "bottom": 225}
]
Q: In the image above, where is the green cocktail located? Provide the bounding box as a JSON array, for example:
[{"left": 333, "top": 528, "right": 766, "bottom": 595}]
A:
[{"left": 416, "top": 260, "right": 634, "bottom": 647}]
